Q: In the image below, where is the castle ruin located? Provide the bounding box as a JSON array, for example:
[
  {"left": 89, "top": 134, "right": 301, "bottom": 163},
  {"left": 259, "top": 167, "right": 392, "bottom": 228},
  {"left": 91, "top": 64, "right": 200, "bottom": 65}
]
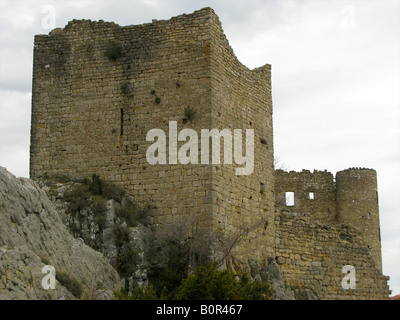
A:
[{"left": 29, "top": 7, "right": 390, "bottom": 299}]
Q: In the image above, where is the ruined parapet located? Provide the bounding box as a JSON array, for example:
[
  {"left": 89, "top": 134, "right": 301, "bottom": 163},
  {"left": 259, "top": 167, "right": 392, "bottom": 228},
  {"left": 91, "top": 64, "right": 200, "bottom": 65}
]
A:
[
  {"left": 274, "top": 169, "right": 337, "bottom": 224},
  {"left": 335, "top": 168, "right": 383, "bottom": 272},
  {"left": 275, "top": 167, "right": 384, "bottom": 273}
]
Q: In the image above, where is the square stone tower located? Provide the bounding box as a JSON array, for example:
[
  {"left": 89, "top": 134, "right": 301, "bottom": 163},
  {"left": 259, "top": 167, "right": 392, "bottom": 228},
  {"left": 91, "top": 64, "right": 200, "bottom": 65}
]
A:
[{"left": 30, "top": 7, "right": 275, "bottom": 262}]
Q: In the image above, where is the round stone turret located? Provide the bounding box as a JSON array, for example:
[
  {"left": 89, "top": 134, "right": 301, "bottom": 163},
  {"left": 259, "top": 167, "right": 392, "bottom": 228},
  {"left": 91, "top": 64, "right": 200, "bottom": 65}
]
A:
[{"left": 336, "top": 168, "right": 383, "bottom": 272}]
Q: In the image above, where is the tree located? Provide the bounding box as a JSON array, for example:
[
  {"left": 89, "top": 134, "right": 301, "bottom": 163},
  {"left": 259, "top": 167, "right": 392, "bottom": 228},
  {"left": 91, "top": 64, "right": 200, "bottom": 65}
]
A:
[
  {"left": 174, "top": 263, "right": 273, "bottom": 300},
  {"left": 142, "top": 215, "right": 268, "bottom": 299}
]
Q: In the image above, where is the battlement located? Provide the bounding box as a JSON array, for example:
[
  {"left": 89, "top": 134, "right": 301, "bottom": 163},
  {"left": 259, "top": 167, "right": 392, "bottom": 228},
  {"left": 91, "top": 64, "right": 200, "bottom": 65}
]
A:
[
  {"left": 29, "top": 8, "right": 388, "bottom": 299},
  {"left": 43, "top": 7, "right": 216, "bottom": 32},
  {"left": 337, "top": 167, "right": 376, "bottom": 172},
  {"left": 275, "top": 169, "right": 337, "bottom": 223},
  {"left": 275, "top": 167, "right": 383, "bottom": 272}
]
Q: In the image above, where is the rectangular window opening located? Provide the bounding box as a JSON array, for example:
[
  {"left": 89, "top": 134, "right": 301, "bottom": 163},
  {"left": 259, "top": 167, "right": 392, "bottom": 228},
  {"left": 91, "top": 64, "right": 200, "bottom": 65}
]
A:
[{"left": 285, "top": 192, "right": 294, "bottom": 206}]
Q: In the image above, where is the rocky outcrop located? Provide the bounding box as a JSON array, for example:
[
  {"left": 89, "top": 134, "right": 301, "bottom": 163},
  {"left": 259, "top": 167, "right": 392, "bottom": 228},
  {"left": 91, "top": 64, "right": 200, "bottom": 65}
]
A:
[
  {"left": 266, "top": 259, "right": 296, "bottom": 300},
  {"left": 226, "top": 256, "right": 295, "bottom": 300},
  {"left": 39, "top": 177, "right": 150, "bottom": 291},
  {"left": 0, "top": 166, "right": 121, "bottom": 300}
]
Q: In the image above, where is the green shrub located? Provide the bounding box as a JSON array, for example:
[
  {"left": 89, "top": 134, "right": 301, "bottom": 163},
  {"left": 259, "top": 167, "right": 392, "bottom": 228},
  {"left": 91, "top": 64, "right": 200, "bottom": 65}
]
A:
[
  {"left": 114, "top": 286, "right": 158, "bottom": 300},
  {"left": 184, "top": 107, "right": 196, "bottom": 123},
  {"left": 115, "top": 202, "right": 149, "bottom": 227},
  {"left": 112, "top": 224, "right": 130, "bottom": 248},
  {"left": 112, "top": 224, "right": 138, "bottom": 278},
  {"left": 105, "top": 42, "right": 122, "bottom": 61},
  {"left": 84, "top": 174, "right": 125, "bottom": 202},
  {"left": 235, "top": 273, "right": 273, "bottom": 300},
  {"left": 64, "top": 184, "right": 90, "bottom": 213},
  {"left": 53, "top": 175, "right": 70, "bottom": 183},
  {"left": 92, "top": 198, "right": 107, "bottom": 230},
  {"left": 102, "top": 181, "right": 126, "bottom": 203},
  {"left": 115, "top": 263, "right": 273, "bottom": 300},
  {"left": 115, "top": 242, "right": 138, "bottom": 278},
  {"left": 64, "top": 174, "right": 117, "bottom": 213},
  {"left": 87, "top": 174, "right": 102, "bottom": 195},
  {"left": 121, "top": 83, "right": 129, "bottom": 95},
  {"left": 146, "top": 240, "right": 189, "bottom": 299},
  {"left": 130, "top": 286, "right": 158, "bottom": 300},
  {"left": 174, "top": 263, "right": 273, "bottom": 300}
]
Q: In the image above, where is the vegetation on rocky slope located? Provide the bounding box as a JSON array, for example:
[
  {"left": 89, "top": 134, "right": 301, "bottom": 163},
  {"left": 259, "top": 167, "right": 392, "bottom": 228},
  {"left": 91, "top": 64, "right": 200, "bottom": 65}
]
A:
[{"left": 43, "top": 174, "right": 274, "bottom": 300}]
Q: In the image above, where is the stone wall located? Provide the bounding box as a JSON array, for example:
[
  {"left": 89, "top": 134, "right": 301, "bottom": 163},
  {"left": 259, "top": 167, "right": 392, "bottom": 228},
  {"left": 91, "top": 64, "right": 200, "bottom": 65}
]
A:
[
  {"left": 30, "top": 7, "right": 275, "bottom": 261},
  {"left": 275, "top": 168, "right": 383, "bottom": 273},
  {"left": 274, "top": 211, "right": 390, "bottom": 299},
  {"left": 208, "top": 10, "right": 275, "bottom": 261},
  {"left": 30, "top": 8, "right": 215, "bottom": 228},
  {"left": 274, "top": 168, "right": 388, "bottom": 299},
  {"left": 275, "top": 169, "right": 337, "bottom": 224}
]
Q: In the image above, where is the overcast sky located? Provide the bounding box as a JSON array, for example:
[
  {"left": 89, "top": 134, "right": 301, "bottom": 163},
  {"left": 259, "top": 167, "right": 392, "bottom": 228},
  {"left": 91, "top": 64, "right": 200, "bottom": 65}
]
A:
[{"left": 0, "top": 0, "right": 399, "bottom": 297}]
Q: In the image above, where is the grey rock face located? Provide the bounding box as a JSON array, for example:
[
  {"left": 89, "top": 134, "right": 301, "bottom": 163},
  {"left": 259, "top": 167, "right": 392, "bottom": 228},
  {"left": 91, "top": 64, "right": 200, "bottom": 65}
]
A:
[
  {"left": 266, "top": 259, "right": 295, "bottom": 300},
  {"left": 0, "top": 166, "right": 121, "bottom": 299}
]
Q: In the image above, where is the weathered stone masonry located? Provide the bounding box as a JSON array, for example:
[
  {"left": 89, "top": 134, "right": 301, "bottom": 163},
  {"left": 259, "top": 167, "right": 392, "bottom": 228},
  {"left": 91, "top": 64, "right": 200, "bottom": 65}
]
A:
[
  {"left": 30, "top": 7, "right": 390, "bottom": 299},
  {"left": 274, "top": 168, "right": 389, "bottom": 298},
  {"left": 274, "top": 212, "right": 389, "bottom": 299},
  {"left": 275, "top": 168, "right": 383, "bottom": 273}
]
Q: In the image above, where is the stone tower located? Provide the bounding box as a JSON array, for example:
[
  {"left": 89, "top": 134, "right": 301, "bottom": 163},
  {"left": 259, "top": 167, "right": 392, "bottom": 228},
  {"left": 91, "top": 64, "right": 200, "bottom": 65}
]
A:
[
  {"left": 30, "top": 7, "right": 275, "bottom": 262},
  {"left": 30, "top": 7, "right": 390, "bottom": 299},
  {"left": 336, "top": 168, "right": 383, "bottom": 272}
]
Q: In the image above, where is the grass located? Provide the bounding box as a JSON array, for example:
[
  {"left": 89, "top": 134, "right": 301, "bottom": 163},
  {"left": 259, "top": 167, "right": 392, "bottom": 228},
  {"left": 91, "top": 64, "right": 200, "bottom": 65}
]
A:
[
  {"left": 184, "top": 107, "right": 196, "bottom": 123},
  {"left": 56, "top": 271, "right": 83, "bottom": 298}
]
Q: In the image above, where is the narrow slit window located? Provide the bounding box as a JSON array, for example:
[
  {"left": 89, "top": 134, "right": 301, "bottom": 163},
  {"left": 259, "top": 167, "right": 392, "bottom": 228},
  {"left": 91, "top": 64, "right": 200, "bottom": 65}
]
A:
[
  {"left": 260, "top": 182, "right": 265, "bottom": 194},
  {"left": 120, "top": 108, "right": 124, "bottom": 136},
  {"left": 285, "top": 192, "right": 294, "bottom": 206},
  {"left": 260, "top": 182, "right": 266, "bottom": 200},
  {"left": 309, "top": 192, "right": 315, "bottom": 200}
]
